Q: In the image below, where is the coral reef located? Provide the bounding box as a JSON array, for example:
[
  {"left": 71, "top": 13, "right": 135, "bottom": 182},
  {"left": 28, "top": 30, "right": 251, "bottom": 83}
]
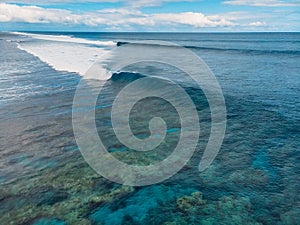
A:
[
  {"left": 173, "top": 192, "right": 262, "bottom": 225},
  {"left": 0, "top": 155, "right": 134, "bottom": 225}
]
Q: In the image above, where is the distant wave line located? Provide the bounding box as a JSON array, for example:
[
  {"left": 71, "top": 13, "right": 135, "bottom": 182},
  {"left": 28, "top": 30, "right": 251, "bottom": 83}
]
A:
[{"left": 117, "top": 41, "right": 300, "bottom": 55}]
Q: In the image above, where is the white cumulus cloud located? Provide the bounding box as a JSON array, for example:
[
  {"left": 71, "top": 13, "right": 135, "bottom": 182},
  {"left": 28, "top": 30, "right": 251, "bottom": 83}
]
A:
[
  {"left": 0, "top": 0, "right": 195, "bottom": 8},
  {"left": 0, "top": 3, "right": 81, "bottom": 23},
  {"left": 153, "top": 12, "right": 235, "bottom": 27},
  {"left": 249, "top": 21, "right": 266, "bottom": 26},
  {"left": 0, "top": 3, "right": 235, "bottom": 28}
]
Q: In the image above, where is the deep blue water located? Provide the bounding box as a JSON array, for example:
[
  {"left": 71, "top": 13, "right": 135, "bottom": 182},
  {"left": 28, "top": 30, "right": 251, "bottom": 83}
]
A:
[{"left": 0, "top": 32, "right": 299, "bottom": 224}]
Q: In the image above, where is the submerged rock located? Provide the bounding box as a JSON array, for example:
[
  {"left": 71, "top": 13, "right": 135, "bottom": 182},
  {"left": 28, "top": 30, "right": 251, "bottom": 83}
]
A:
[
  {"left": 28, "top": 185, "right": 68, "bottom": 206},
  {"left": 88, "top": 185, "right": 134, "bottom": 210},
  {"left": 177, "top": 191, "right": 206, "bottom": 213},
  {"left": 32, "top": 218, "right": 66, "bottom": 225}
]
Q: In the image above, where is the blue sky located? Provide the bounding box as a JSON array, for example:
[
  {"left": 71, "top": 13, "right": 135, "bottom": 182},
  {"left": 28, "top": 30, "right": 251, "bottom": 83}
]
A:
[{"left": 0, "top": 0, "right": 299, "bottom": 31}]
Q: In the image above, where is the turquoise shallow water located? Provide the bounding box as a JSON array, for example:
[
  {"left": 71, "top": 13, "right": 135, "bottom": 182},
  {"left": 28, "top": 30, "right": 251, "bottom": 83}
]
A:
[{"left": 0, "top": 32, "right": 300, "bottom": 224}]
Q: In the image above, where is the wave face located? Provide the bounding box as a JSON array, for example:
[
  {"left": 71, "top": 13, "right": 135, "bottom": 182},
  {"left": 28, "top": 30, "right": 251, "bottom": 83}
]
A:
[{"left": 110, "top": 71, "right": 146, "bottom": 82}]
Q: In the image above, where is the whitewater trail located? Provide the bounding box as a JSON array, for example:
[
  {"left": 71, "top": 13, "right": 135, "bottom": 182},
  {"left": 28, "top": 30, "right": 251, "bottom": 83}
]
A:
[{"left": 12, "top": 32, "right": 115, "bottom": 79}]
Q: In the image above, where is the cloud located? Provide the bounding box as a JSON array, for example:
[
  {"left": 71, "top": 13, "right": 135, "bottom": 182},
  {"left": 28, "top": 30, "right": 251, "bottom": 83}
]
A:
[
  {"left": 0, "top": 3, "right": 81, "bottom": 23},
  {"left": 1, "top": 3, "right": 290, "bottom": 31},
  {"left": 153, "top": 12, "right": 234, "bottom": 27},
  {"left": 0, "top": 0, "right": 118, "bottom": 3},
  {"left": 0, "top": 0, "right": 195, "bottom": 8},
  {"left": 248, "top": 21, "right": 266, "bottom": 26},
  {"left": 126, "top": 0, "right": 195, "bottom": 8},
  {"left": 223, "top": 0, "right": 300, "bottom": 7},
  {"left": 0, "top": 3, "right": 234, "bottom": 28}
]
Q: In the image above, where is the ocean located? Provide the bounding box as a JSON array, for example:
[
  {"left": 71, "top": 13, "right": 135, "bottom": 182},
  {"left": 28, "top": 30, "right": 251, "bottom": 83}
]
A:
[{"left": 0, "top": 32, "right": 299, "bottom": 224}]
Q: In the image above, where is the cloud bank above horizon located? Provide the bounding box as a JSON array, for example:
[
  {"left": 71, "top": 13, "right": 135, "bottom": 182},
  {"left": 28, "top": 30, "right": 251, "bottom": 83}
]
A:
[{"left": 0, "top": 0, "right": 299, "bottom": 31}]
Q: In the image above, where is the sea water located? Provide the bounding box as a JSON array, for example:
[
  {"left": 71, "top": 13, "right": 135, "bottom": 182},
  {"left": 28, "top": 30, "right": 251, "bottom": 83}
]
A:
[{"left": 0, "top": 32, "right": 299, "bottom": 224}]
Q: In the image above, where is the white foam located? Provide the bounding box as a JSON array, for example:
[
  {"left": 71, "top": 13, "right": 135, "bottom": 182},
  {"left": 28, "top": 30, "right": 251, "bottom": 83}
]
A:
[
  {"left": 14, "top": 32, "right": 115, "bottom": 79},
  {"left": 12, "top": 32, "right": 116, "bottom": 47}
]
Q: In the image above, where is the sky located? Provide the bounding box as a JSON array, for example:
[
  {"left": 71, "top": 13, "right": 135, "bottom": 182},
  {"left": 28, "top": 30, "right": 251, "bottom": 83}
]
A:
[{"left": 0, "top": 0, "right": 299, "bottom": 31}]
